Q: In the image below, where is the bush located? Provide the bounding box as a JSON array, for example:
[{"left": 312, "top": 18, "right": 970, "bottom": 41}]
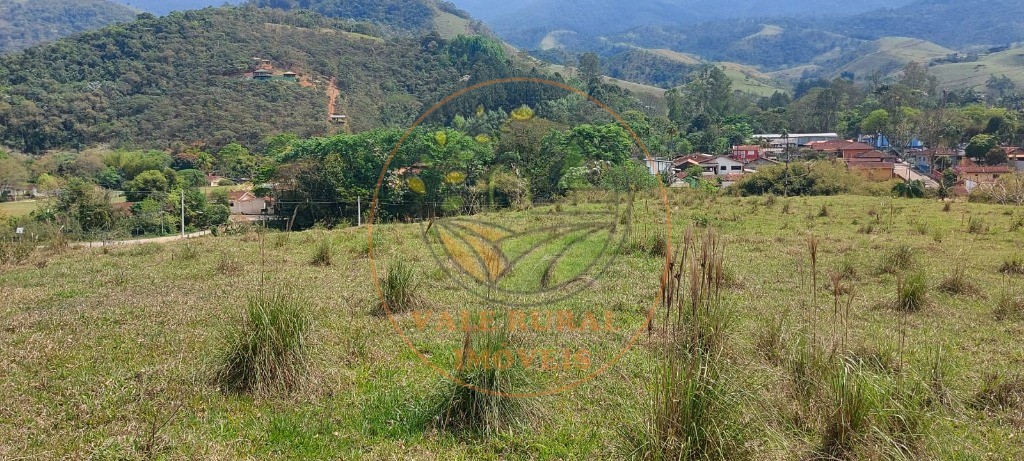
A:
[
  {"left": 0, "top": 238, "right": 35, "bottom": 265},
  {"left": 733, "top": 161, "right": 859, "bottom": 196},
  {"left": 217, "top": 289, "right": 310, "bottom": 393},
  {"left": 218, "top": 179, "right": 236, "bottom": 186}
]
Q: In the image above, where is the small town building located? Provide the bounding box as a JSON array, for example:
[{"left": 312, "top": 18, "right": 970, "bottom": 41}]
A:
[
  {"left": 810, "top": 140, "right": 876, "bottom": 159},
  {"left": 644, "top": 157, "right": 674, "bottom": 175},
  {"left": 1003, "top": 146, "right": 1024, "bottom": 170},
  {"left": 699, "top": 156, "right": 746, "bottom": 177},
  {"left": 253, "top": 69, "right": 273, "bottom": 81},
  {"left": 847, "top": 160, "right": 895, "bottom": 181},
  {"left": 205, "top": 175, "right": 226, "bottom": 187},
  {"left": 730, "top": 145, "right": 762, "bottom": 162},
  {"left": 956, "top": 159, "right": 1013, "bottom": 192},
  {"left": 282, "top": 71, "right": 298, "bottom": 81},
  {"left": 744, "top": 157, "right": 779, "bottom": 171},
  {"left": 228, "top": 191, "right": 274, "bottom": 217}
]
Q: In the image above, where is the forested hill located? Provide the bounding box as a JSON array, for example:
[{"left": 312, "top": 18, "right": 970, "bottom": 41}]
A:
[
  {"left": 0, "top": 0, "right": 139, "bottom": 54},
  {"left": 248, "top": 0, "right": 489, "bottom": 38},
  {"left": 0, "top": 6, "right": 554, "bottom": 154}
]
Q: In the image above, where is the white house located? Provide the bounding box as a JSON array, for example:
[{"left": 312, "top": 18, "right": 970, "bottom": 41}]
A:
[
  {"left": 644, "top": 157, "right": 674, "bottom": 175},
  {"left": 699, "top": 156, "right": 746, "bottom": 177}
]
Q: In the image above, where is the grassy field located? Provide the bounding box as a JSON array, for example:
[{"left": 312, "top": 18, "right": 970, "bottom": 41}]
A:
[
  {"left": 834, "top": 37, "right": 954, "bottom": 80},
  {"left": 0, "top": 200, "right": 42, "bottom": 218},
  {"left": 930, "top": 45, "right": 1024, "bottom": 91},
  {"left": 1, "top": 193, "right": 1023, "bottom": 459}
]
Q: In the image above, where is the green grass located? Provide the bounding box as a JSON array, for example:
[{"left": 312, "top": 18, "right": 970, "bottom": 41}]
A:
[
  {"left": 0, "top": 199, "right": 43, "bottom": 217},
  {"left": 1, "top": 194, "right": 1023, "bottom": 458}
]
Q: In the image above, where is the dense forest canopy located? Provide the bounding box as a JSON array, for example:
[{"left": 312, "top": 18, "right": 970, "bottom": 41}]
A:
[
  {"left": 0, "top": 6, "right": 562, "bottom": 154},
  {"left": 0, "top": 0, "right": 138, "bottom": 54}
]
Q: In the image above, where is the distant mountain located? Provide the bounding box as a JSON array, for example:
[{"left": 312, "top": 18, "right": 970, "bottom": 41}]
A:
[
  {"left": 0, "top": 0, "right": 138, "bottom": 54},
  {"left": 111, "top": 1, "right": 244, "bottom": 16},
  {"left": 0, "top": 6, "right": 534, "bottom": 154},
  {"left": 826, "top": 0, "right": 1024, "bottom": 49},
  {"left": 454, "top": 0, "right": 916, "bottom": 49}
]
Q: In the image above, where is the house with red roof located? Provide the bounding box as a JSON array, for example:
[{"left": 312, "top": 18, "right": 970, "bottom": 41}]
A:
[
  {"left": 730, "top": 145, "right": 762, "bottom": 162},
  {"left": 955, "top": 159, "right": 1014, "bottom": 192}
]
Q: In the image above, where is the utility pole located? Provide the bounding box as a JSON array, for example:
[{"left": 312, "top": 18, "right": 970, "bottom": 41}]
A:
[
  {"left": 180, "top": 192, "right": 185, "bottom": 238},
  {"left": 357, "top": 196, "right": 362, "bottom": 226}
]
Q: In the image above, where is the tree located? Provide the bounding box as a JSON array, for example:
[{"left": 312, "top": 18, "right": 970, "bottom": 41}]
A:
[
  {"left": 965, "top": 134, "right": 999, "bottom": 164},
  {"left": 124, "top": 170, "right": 169, "bottom": 202},
  {"left": 217, "top": 143, "right": 257, "bottom": 179},
  {"left": 577, "top": 52, "right": 603, "bottom": 93},
  {"left": 860, "top": 109, "right": 891, "bottom": 134},
  {"left": 0, "top": 157, "right": 29, "bottom": 193},
  {"left": 49, "top": 178, "right": 115, "bottom": 234}
]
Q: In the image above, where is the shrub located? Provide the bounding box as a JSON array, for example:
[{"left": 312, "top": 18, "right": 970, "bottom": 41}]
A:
[
  {"left": 1011, "top": 215, "right": 1024, "bottom": 232},
  {"left": 310, "top": 236, "right": 333, "bottom": 266},
  {"left": 880, "top": 245, "right": 915, "bottom": 274},
  {"left": 967, "top": 216, "right": 988, "bottom": 234},
  {"left": 895, "top": 272, "right": 929, "bottom": 312},
  {"left": 999, "top": 254, "right": 1024, "bottom": 275},
  {"left": 375, "top": 259, "right": 423, "bottom": 315},
  {"left": 937, "top": 265, "right": 980, "bottom": 296},
  {"left": 217, "top": 289, "right": 310, "bottom": 394},
  {"left": 218, "top": 179, "right": 236, "bottom": 186},
  {"left": 0, "top": 238, "right": 35, "bottom": 265},
  {"left": 433, "top": 326, "right": 532, "bottom": 435}
]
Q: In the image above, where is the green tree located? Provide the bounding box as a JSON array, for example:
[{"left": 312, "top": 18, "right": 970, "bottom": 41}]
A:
[
  {"left": 965, "top": 134, "right": 999, "bottom": 164},
  {"left": 860, "top": 109, "right": 891, "bottom": 134},
  {"left": 124, "top": 170, "right": 170, "bottom": 202}
]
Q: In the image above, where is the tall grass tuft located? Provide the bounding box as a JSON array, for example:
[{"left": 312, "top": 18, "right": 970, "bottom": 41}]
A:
[
  {"left": 967, "top": 216, "right": 988, "bottom": 234},
  {"left": 821, "top": 364, "right": 876, "bottom": 457},
  {"left": 994, "top": 289, "right": 1024, "bottom": 321},
  {"left": 310, "top": 236, "right": 333, "bottom": 266},
  {"left": 969, "top": 372, "right": 1024, "bottom": 413},
  {"left": 880, "top": 244, "right": 915, "bottom": 275},
  {"left": 374, "top": 259, "right": 423, "bottom": 315},
  {"left": 433, "top": 324, "right": 531, "bottom": 435},
  {"left": 937, "top": 263, "right": 980, "bottom": 296},
  {"left": 631, "top": 228, "right": 745, "bottom": 460},
  {"left": 999, "top": 254, "right": 1024, "bottom": 275},
  {"left": 217, "top": 289, "right": 310, "bottom": 394},
  {"left": 895, "top": 272, "right": 929, "bottom": 312}
]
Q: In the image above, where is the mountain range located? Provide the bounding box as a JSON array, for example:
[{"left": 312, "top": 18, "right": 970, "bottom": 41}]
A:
[{"left": 0, "top": 0, "right": 138, "bottom": 54}]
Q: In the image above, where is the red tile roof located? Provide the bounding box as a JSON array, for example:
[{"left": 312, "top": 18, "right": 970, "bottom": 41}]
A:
[
  {"left": 958, "top": 165, "right": 1013, "bottom": 174},
  {"left": 848, "top": 161, "right": 895, "bottom": 169},
  {"left": 810, "top": 140, "right": 874, "bottom": 152}
]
